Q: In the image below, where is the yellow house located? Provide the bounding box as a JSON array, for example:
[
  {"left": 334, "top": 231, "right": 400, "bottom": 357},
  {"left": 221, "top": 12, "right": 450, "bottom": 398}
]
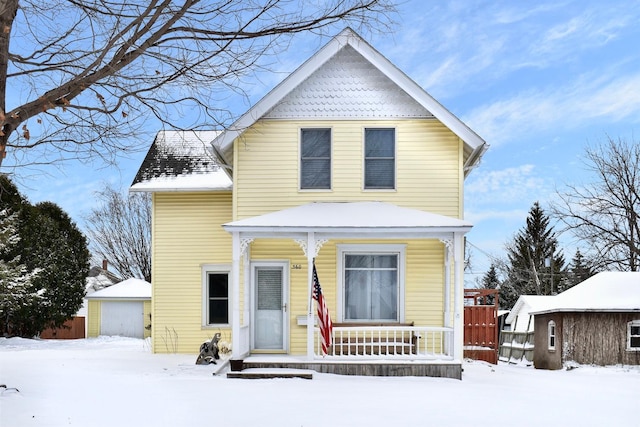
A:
[{"left": 131, "top": 28, "right": 488, "bottom": 378}]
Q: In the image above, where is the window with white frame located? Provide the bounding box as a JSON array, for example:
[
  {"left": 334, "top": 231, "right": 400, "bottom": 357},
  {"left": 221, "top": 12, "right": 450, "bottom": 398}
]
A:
[
  {"left": 548, "top": 320, "right": 556, "bottom": 351},
  {"left": 364, "top": 128, "right": 395, "bottom": 189},
  {"left": 628, "top": 320, "right": 640, "bottom": 351},
  {"left": 339, "top": 245, "right": 404, "bottom": 322},
  {"left": 202, "top": 266, "right": 230, "bottom": 326},
  {"left": 300, "top": 128, "right": 331, "bottom": 189}
]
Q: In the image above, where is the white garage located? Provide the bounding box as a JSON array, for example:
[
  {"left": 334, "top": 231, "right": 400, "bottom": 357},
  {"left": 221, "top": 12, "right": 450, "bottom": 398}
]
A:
[{"left": 86, "top": 278, "right": 152, "bottom": 339}]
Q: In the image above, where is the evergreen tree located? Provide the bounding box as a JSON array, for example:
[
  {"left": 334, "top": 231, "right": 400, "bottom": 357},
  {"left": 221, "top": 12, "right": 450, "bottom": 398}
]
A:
[
  {"left": 480, "top": 264, "right": 501, "bottom": 305},
  {"left": 500, "top": 202, "right": 566, "bottom": 309},
  {"left": 0, "top": 208, "right": 41, "bottom": 336},
  {"left": 0, "top": 176, "right": 90, "bottom": 337},
  {"left": 564, "top": 249, "right": 596, "bottom": 291}
]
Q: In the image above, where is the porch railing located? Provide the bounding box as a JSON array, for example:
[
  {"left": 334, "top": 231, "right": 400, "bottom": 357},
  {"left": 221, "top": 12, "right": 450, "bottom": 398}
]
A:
[{"left": 315, "top": 325, "right": 454, "bottom": 359}]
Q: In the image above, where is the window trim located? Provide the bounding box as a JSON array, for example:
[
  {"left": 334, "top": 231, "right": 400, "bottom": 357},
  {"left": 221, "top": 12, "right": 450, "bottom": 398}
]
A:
[
  {"left": 336, "top": 244, "right": 406, "bottom": 322},
  {"left": 548, "top": 320, "right": 556, "bottom": 351},
  {"left": 201, "top": 264, "right": 232, "bottom": 328},
  {"left": 299, "top": 127, "right": 332, "bottom": 191},
  {"left": 363, "top": 127, "right": 396, "bottom": 191},
  {"left": 627, "top": 320, "right": 640, "bottom": 351}
]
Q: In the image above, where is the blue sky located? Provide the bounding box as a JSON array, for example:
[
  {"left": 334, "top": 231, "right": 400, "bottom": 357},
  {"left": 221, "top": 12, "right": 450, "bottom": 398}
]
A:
[{"left": 11, "top": 0, "right": 640, "bottom": 284}]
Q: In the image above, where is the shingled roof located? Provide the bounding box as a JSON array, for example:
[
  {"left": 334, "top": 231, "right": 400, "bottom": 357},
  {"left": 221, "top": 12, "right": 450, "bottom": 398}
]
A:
[{"left": 130, "top": 130, "right": 232, "bottom": 192}]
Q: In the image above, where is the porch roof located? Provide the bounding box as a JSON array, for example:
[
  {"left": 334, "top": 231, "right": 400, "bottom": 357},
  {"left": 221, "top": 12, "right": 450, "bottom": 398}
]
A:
[{"left": 222, "top": 201, "right": 472, "bottom": 238}]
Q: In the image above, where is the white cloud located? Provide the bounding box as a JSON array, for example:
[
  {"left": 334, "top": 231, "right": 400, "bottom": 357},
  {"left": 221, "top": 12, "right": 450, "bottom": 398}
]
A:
[{"left": 464, "top": 69, "right": 640, "bottom": 147}]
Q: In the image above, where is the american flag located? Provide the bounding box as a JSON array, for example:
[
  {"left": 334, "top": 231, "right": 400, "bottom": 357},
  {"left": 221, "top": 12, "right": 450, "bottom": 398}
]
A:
[{"left": 312, "top": 263, "right": 333, "bottom": 356}]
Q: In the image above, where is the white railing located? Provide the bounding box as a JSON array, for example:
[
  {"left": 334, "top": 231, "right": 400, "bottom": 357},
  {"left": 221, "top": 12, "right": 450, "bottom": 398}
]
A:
[
  {"left": 235, "top": 324, "right": 251, "bottom": 358},
  {"left": 315, "top": 325, "right": 454, "bottom": 359}
]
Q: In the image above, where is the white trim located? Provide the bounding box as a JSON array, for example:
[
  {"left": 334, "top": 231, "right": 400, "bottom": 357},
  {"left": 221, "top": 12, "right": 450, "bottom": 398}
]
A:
[
  {"left": 627, "top": 320, "right": 640, "bottom": 351},
  {"left": 336, "top": 244, "right": 406, "bottom": 322},
  {"left": 250, "top": 260, "right": 290, "bottom": 352},
  {"left": 201, "top": 264, "right": 232, "bottom": 328},
  {"left": 212, "top": 28, "right": 487, "bottom": 168}
]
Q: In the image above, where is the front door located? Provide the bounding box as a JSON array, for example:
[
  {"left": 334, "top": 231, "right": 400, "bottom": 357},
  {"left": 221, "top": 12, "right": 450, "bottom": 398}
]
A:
[{"left": 252, "top": 262, "right": 288, "bottom": 351}]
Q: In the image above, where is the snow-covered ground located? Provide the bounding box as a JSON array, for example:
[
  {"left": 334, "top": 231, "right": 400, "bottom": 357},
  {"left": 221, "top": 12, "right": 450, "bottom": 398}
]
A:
[{"left": 1, "top": 337, "right": 638, "bottom": 427}]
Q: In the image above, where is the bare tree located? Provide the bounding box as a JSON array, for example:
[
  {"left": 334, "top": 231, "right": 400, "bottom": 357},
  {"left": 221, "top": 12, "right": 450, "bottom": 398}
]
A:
[
  {"left": 552, "top": 137, "right": 640, "bottom": 271},
  {"left": 85, "top": 185, "right": 151, "bottom": 282},
  {"left": 0, "top": 0, "right": 394, "bottom": 169}
]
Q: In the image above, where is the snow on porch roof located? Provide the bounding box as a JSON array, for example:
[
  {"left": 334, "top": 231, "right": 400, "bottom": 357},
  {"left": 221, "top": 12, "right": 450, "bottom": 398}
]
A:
[
  {"left": 85, "top": 278, "right": 151, "bottom": 300},
  {"left": 222, "top": 201, "right": 472, "bottom": 235}
]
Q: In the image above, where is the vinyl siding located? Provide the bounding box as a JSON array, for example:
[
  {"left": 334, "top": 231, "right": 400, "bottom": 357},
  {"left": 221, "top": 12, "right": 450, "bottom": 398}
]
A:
[
  {"left": 234, "top": 119, "right": 462, "bottom": 220},
  {"left": 151, "top": 192, "right": 233, "bottom": 353},
  {"left": 249, "top": 239, "right": 446, "bottom": 355},
  {"left": 87, "top": 300, "right": 100, "bottom": 338}
]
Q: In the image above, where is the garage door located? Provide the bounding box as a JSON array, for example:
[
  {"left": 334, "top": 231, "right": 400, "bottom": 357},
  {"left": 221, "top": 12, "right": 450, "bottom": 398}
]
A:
[{"left": 100, "top": 301, "right": 144, "bottom": 338}]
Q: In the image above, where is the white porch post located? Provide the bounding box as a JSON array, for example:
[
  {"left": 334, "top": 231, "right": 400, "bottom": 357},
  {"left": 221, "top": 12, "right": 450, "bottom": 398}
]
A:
[
  {"left": 453, "top": 232, "right": 465, "bottom": 361},
  {"left": 231, "top": 231, "right": 242, "bottom": 360},
  {"left": 306, "top": 232, "right": 315, "bottom": 360}
]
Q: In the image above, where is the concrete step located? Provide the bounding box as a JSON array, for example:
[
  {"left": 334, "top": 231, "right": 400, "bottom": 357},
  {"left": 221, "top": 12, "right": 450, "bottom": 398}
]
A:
[{"left": 226, "top": 368, "right": 313, "bottom": 380}]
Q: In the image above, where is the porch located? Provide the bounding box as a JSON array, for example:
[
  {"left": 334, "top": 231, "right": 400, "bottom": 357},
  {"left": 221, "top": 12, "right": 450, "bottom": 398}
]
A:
[
  {"left": 229, "top": 323, "right": 460, "bottom": 379},
  {"left": 223, "top": 202, "right": 470, "bottom": 379}
]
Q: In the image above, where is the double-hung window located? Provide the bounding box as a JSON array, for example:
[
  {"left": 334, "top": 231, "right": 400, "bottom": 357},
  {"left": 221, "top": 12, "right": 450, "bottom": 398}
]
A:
[
  {"left": 364, "top": 128, "right": 395, "bottom": 189},
  {"left": 339, "top": 245, "right": 404, "bottom": 322},
  {"left": 548, "top": 320, "right": 556, "bottom": 351},
  {"left": 202, "top": 266, "right": 230, "bottom": 326},
  {"left": 628, "top": 320, "right": 640, "bottom": 351},
  {"left": 300, "top": 128, "right": 331, "bottom": 190}
]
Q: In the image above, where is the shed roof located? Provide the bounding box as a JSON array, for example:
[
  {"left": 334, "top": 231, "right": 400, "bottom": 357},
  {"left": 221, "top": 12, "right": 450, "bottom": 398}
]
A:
[{"left": 530, "top": 271, "right": 640, "bottom": 314}]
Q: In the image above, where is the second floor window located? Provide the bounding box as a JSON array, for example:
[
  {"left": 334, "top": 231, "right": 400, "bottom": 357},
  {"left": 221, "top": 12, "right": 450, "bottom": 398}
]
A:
[
  {"left": 300, "top": 128, "right": 331, "bottom": 189},
  {"left": 364, "top": 128, "right": 395, "bottom": 189}
]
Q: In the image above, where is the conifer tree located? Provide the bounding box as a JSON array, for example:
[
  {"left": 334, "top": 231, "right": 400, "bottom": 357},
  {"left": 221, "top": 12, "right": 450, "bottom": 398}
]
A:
[
  {"left": 500, "top": 202, "right": 566, "bottom": 309},
  {"left": 480, "top": 264, "right": 501, "bottom": 306},
  {"left": 0, "top": 176, "right": 89, "bottom": 337},
  {"left": 564, "top": 249, "right": 596, "bottom": 291}
]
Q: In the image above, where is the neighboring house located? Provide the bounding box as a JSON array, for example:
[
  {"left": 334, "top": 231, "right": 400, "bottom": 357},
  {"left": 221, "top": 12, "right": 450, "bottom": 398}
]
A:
[
  {"left": 131, "top": 28, "right": 488, "bottom": 378},
  {"left": 86, "top": 278, "right": 152, "bottom": 339},
  {"left": 504, "top": 295, "right": 555, "bottom": 332},
  {"left": 531, "top": 271, "right": 640, "bottom": 370}
]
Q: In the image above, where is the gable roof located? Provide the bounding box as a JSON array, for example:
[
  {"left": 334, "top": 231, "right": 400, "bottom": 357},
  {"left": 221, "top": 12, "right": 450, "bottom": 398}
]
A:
[
  {"left": 130, "top": 130, "right": 232, "bottom": 192},
  {"left": 505, "top": 295, "right": 555, "bottom": 330},
  {"left": 212, "top": 28, "right": 488, "bottom": 175},
  {"left": 85, "top": 278, "right": 152, "bottom": 300},
  {"left": 531, "top": 271, "right": 640, "bottom": 314}
]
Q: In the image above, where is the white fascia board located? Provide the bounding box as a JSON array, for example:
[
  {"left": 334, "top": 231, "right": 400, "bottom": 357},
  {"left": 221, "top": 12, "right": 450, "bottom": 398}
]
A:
[
  {"left": 214, "top": 28, "right": 488, "bottom": 165},
  {"left": 222, "top": 225, "right": 472, "bottom": 237},
  {"left": 214, "top": 32, "right": 351, "bottom": 164}
]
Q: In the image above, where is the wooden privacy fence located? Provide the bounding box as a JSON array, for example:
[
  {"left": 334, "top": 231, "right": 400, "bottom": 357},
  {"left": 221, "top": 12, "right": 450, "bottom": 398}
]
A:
[
  {"left": 39, "top": 316, "right": 86, "bottom": 339},
  {"left": 498, "top": 330, "right": 534, "bottom": 364},
  {"left": 463, "top": 289, "right": 499, "bottom": 364}
]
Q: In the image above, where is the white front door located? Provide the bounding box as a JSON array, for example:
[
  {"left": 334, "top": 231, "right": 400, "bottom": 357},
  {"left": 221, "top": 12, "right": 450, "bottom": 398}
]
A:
[{"left": 252, "top": 262, "right": 288, "bottom": 351}]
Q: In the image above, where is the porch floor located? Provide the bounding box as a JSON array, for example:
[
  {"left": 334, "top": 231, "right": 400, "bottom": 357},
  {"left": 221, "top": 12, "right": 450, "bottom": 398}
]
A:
[{"left": 231, "top": 355, "right": 462, "bottom": 379}]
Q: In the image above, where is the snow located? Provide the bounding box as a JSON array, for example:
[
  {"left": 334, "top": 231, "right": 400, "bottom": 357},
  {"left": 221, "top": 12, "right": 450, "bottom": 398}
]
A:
[
  {"left": 532, "top": 271, "right": 640, "bottom": 314},
  {"left": 85, "top": 278, "right": 151, "bottom": 300},
  {"left": 2, "top": 337, "right": 639, "bottom": 427},
  {"left": 223, "top": 201, "right": 472, "bottom": 230},
  {"left": 129, "top": 171, "right": 232, "bottom": 192}
]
